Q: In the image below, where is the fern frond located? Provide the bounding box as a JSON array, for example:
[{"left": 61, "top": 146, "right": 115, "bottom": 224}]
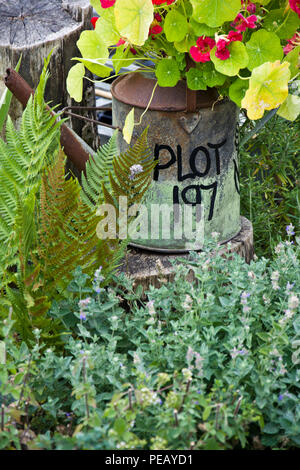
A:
[{"left": 81, "top": 131, "right": 117, "bottom": 209}]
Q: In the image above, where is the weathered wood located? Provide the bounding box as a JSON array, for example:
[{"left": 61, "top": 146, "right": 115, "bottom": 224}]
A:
[
  {"left": 119, "top": 216, "right": 254, "bottom": 294},
  {"left": 0, "top": 0, "right": 99, "bottom": 173}
]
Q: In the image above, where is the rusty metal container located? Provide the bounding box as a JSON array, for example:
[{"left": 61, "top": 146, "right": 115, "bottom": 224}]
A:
[{"left": 111, "top": 72, "right": 240, "bottom": 253}]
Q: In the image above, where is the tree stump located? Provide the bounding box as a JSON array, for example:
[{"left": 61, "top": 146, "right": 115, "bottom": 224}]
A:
[
  {"left": 0, "top": 0, "right": 99, "bottom": 174},
  {"left": 119, "top": 216, "right": 254, "bottom": 295}
]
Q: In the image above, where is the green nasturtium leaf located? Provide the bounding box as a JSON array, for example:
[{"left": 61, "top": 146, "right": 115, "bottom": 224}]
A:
[
  {"left": 189, "top": 18, "right": 218, "bottom": 37},
  {"left": 229, "top": 78, "right": 249, "bottom": 107},
  {"left": 201, "top": 62, "right": 227, "bottom": 87},
  {"left": 76, "top": 30, "right": 111, "bottom": 77},
  {"left": 77, "top": 30, "right": 108, "bottom": 61},
  {"left": 277, "top": 94, "right": 300, "bottom": 121},
  {"left": 284, "top": 45, "right": 300, "bottom": 79},
  {"left": 95, "top": 11, "right": 120, "bottom": 47},
  {"left": 164, "top": 10, "right": 189, "bottom": 43},
  {"left": 114, "top": 0, "right": 154, "bottom": 46},
  {"left": 155, "top": 58, "right": 180, "bottom": 87},
  {"left": 241, "top": 60, "right": 291, "bottom": 120},
  {"left": 211, "top": 41, "right": 249, "bottom": 76},
  {"left": 174, "top": 26, "right": 196, "bottom": 53},
  {"left": 263, "top": 9, "right": 300, "bottom": 40},
  {"left": 123, "top": 108, "right": 135, "bottom": 145},
  {"left": 66, "top": 63, "right": 85, "bottom": 102},
  {"left": 186, "top": 68, "right": 207, "bottom": 90},
  {"left": 245, "top": 30, "right": 283, "bottom": 71},
  {"left": 191, "top": 0, "right": 241, "bottom": 28}
]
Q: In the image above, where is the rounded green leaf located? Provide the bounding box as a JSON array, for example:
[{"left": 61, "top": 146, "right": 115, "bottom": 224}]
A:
[
  {"left": 211, "top": 41, "right": 249, "bottom": 77},
  {"left": 76, "top": 30, "right": 110, "bottom": 77},
  {"left": 191, "top": 0, "right": 241, "bottom": 28},
  {"left": 155, "top": 58, "right": 180, "bottom": 87},
  {"left": 284, "top": 45, "right": 300, "bottom": 79},
  {"left": 164, "top": 10, "right": 189, "bottom": 43},
  {"left": 77, "top": 30, "right": 109, "bottom": 62},
  {"left": 246, "top": 30, "right": 283, "bottom": 71},
  {"left": 277, "top": 94, "right": 300, "bottom": 121},
  {"left": 190, "top": 18, "right": 218, "bottom": 37},
  {"left": 66, "top": 63, "right": 85, "bottom": 102},
  {"left": 241, "top": 61, "right": 291, "bottom": 120},
  {"left": 229, "top": 78, "right": 249, "bottom": 107},
  {"left": 174, "top": 26, "right": 196, "bottom": 53},
  {"left": 73, "top": 58, "right": 111, "bottom": 79},
  {"left": 201, "top": 62, "right": 227, "bottom": 87},
  {"left": 186, "top": 68, "right": 207, "bottom": 90},
  {"left": 263, "top": 9, "right": 300, "bottom": 40},
  {"left": 95, "top": 11, "right": 120, "bottom": 47},
  {"left": 114, "top": 0, "right": 154, "bottom": 46}
]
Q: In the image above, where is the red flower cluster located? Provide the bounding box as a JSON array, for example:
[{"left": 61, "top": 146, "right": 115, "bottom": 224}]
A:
[
  {"left": 99, "top": 0, "right": 175, "bottom": 8},
  {"left": 152, "top": 0, "right": 175, "bottom": 5},
  {"left": 190, "top": 36, "right": 216, "bottom": 63},
  {"left": 231, "top": 13, "right": 257, "bottom": 33},
  {"left": 190, "top": 30, "right": 243, "bottom": 63},
  {"left": 241, "top": 0, "right": 256, "bottom": 14},
  {"left": 100, "top": 0, "right": 116, "bottom": 7},
  {"left": 289, "top": 0, "right": 300, "bottom": 17},
  {"left": 283, "top": 31, "right": 300, "bottom": 54},
  {"left": 91, "top": 17, "right": 99, "bottom": 28}
]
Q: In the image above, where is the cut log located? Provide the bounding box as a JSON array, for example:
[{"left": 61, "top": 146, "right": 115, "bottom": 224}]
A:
[
  {"left": 119, "top": 216, "right": 254, "bottom": 296},
  {"left": 0, "top": 0, "right": 99, "bottom": 174}
]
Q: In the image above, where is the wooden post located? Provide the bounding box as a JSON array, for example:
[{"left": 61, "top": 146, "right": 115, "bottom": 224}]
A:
[{"left": 0, "top": 0, "right": 99, "bottom": 174}]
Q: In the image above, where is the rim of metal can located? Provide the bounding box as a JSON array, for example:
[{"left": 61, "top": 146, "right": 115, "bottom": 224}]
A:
[
  {"left": 111, "top": 71, "right": 220, "bottom": 112},
  {"left": 128, "top": 224, "right": 242, "bottom": 254}
]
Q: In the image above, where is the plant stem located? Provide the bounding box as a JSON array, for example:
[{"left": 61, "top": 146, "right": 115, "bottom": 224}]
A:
[{"left": 241, "top": 108, "right": 278, "bottom": 147}]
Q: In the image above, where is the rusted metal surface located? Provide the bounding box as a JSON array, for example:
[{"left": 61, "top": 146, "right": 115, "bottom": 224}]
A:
[
  {"left": 111, "top": 72, "right": 219, "bottom": 112},
  {"left": 112, "top": 73, "right": 241, "bottom": 252},
  {"left": 4, "top": 68, "right": 92, "bottom": 172}
]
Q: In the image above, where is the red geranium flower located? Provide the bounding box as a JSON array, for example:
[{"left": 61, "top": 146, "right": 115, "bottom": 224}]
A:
[
  {"left": 232, "top": 13, "right": 257, "bottom": 32},
  {"left": 289, "top": 0, "right": 300, "bottom": 17},
  {"left": 215, "top": 39, "right": 230, "bottom": 60},
  {"left": 190, "top": 36, "right": 216, "bottom": 63},
  {"left": 227, "top": 30, "right": 243, "bottom": 42},
  {"left": 152, "top": 0, "right": 175, "bottom": 4},
  {"left": 247, "top": 2, "right": 257, "bottom": 14},
  {"left": 149, "top": 24, "right": 163, "bottom": 36},
  {"left": 100, "top": 0, "right": 116, "bottom": 7},
  {"left": 91, "top": 17, "right": 99, "bottom": 29},
  {"left": 283, "top": 32, "right": 300, "bottom": 54}
]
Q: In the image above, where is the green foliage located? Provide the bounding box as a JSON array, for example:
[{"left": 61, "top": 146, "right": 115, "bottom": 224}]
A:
[
  {"left": 67, "top": 0, "right": 300, "bottom": 121},
  {"left": 0, "top": 237, "right": 299, "bottom": 449},
  {"left": 240, "top": 113, "right": 300, "bottom": 258},
  {"left": 0, "top": 61, "right": 154, "bottom": 345}
]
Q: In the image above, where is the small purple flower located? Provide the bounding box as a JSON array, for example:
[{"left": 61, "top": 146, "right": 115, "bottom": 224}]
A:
[
  {"left": 286, "top": 282, "right": 295, "bottom": 291},
  {"left": 286, "top": 224, "right": 295, "bottom": 236},
  {"left": 129, "top": 164, "right": 143, "bottom": 180},
  {"left": 238, "top": 349, "right": 248, "bottom": 356},
  {"left": 278, "top": 394, "right": 284, "bottom": 401},
  {"left": 80, "top": 311, "right": 87, "bottom": 320}
]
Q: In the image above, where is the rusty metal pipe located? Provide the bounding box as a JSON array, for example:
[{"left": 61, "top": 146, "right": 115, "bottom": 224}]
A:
[{"left": 4, "top": 68, "right": 92, "bottom": 172}]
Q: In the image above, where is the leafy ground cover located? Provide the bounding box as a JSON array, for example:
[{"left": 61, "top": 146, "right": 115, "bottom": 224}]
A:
[{"left": 0, "top": 235, "right": 299, "bottom": 450}]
